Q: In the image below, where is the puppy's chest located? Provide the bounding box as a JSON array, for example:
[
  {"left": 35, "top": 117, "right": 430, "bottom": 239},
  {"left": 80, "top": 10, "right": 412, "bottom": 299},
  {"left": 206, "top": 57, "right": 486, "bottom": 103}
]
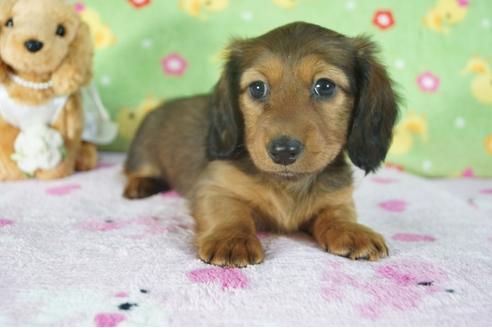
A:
[{"left": 251, "top": 183, "right": 326, "bottom": 232}]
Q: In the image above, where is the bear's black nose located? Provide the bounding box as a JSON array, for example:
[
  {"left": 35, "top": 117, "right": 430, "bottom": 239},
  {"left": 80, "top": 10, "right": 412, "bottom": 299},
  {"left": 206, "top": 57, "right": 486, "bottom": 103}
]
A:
[{"left": 24, "top": 39, "right": 44, "bottom": 53}]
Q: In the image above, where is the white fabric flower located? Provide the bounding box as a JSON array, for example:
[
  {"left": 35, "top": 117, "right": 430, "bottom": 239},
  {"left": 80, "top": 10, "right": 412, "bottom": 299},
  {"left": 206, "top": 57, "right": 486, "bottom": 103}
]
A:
[{"left": 11, "top": 125, "right": 65, "bottom": 176}]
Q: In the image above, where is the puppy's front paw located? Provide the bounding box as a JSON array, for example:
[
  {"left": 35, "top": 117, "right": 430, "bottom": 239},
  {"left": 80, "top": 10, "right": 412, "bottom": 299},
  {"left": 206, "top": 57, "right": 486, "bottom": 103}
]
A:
[
  {"left": 198, "top": 232, "right": 264, "bottom": 267},
  {"left": 315, "top": 222, "right": 388, "bottom": 261}
]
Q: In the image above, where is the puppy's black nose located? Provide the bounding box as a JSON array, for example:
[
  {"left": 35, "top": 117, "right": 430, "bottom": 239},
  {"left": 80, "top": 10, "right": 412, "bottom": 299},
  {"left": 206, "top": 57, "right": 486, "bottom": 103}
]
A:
[
  {"left": 268, "top": 137, "right": 303, "bottom": 166},
  {"left": 24, "top": 39, "right": 44, "bottom": 53}
]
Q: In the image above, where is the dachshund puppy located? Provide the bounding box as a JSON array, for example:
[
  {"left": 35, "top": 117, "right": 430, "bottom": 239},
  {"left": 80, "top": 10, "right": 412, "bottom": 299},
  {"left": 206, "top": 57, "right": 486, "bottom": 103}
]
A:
[{"left": 124, "top": 22, "right": 398, "bottom": 267}]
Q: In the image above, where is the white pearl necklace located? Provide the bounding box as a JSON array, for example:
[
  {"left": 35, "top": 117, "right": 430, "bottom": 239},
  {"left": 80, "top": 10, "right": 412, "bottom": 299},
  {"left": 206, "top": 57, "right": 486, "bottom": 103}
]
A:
[{"left": 8, "top": 73, "right": 53, "bottom": 90}]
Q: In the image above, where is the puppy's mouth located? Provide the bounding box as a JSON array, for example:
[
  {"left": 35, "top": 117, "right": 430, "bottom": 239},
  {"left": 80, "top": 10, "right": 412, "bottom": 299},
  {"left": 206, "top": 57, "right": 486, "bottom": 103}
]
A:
[{"left": 272, "top": 169, "right": 307, "bottom": 180}]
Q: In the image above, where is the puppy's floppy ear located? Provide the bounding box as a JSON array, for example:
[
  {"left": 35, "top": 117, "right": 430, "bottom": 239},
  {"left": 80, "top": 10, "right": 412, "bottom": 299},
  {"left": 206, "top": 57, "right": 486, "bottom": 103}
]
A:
[
  {"left": 347, "top": 36, "right": 399, "bottom": 174},
  {"left": 52, "top": 21, "right": 94, "bottom": 95},
  {"left": 207, "top": 43, "right": 245, "bottom": 159}
]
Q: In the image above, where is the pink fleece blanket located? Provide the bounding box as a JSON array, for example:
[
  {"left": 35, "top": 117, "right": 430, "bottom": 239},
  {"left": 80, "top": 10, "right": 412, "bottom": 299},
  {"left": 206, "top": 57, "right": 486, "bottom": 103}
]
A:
[{"left": 1, "top": 153, "right": 491, "bottom": 326}]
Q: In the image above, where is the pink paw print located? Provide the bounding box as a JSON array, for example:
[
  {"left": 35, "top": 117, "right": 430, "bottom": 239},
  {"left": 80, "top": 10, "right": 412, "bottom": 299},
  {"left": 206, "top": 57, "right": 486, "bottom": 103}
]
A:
[
  {"left": 392, "top": 233, "right": 436, "bottom": 242},
  {"left": 187, "top": 268, "right": 249, "bottom": 289},
  {"left": 46, "top": 183, "right": 81, "bottom": 196},
  {"left": 78, "top": 219, "right": 130, "bottom": 232},
  {"left": 378, "top": 199, "right": 407, "bottom": 212},
  {"left": 94, "top": 313, "right": 126, "bottom": 327},
  {"left": 161, "top": 53, "right": 187, "bottom": 76},
  {"left": 0, "top": 218, "right": 14, "bottom": 227}
]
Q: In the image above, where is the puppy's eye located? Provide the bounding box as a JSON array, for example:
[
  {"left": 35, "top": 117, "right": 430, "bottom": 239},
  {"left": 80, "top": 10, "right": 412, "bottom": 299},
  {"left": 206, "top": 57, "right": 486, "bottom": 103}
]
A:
[
  {"left": 5, "top": 18, "right": 13, "bottom": 28},
  {"left": 313, "top": 78, "right": 336, "bottom": 98},
  {"left": 248, "top": 81, "right": 268, "bottom": 100},
  {"left": 56, "top": 24, "right": 66, "bottom": 37}
]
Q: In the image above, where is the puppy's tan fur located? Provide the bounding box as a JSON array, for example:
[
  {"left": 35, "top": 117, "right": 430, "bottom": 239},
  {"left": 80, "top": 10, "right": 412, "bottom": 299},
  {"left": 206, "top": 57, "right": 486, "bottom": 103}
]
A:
[
  {"left": 0, "top": 0, "right": 95, "bottom": 180},
  {"left": 124, "top": 22, "right": 398, "bottom": 267}
]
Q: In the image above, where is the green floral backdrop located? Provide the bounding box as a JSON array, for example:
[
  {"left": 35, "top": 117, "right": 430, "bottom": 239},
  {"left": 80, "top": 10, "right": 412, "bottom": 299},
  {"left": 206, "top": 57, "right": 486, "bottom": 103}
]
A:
[{"left": 80, "top": 0, "right": 492, "bottom": 177}]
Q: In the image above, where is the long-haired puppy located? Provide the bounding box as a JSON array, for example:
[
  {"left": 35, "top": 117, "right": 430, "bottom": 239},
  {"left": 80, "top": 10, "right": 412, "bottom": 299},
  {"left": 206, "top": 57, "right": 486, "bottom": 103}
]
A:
[{"left": 124, "top": 22, "right": 399, "bottom": 267}]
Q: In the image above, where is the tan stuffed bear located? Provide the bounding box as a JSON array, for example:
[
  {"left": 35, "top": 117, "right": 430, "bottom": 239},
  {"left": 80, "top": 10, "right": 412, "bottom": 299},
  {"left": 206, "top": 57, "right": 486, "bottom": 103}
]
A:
[{"left": 0, "top": 0, "right": 107, "bottom": 180}]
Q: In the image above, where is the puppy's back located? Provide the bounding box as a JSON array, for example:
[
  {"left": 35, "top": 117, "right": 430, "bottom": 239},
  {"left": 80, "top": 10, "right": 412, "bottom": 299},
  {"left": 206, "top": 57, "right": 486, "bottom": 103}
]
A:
[{"left": 125, "top": 95, "right": 211, "bottom": 195}]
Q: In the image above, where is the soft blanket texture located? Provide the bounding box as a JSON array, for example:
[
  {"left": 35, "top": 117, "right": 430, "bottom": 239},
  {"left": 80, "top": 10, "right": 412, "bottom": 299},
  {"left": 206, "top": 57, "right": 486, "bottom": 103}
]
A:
[{"left": 1, "top": 153, "right": 492, "bottom": 326}]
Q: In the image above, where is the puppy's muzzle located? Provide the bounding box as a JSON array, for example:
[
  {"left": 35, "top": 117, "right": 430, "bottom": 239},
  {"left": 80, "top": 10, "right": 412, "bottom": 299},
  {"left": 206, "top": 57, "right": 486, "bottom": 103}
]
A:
[
  {"left": 268, "top": 136, "right": 304, "bottom": 166},
  {"left": 24, "top": 39, "right": 44, "bottom": 53}
]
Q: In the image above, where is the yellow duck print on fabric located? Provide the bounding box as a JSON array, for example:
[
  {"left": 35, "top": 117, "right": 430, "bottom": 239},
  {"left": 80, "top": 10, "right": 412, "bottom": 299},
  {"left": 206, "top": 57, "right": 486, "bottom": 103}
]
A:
[
  {"left": 390, "top": 111, "right": 428, "bottom": 155},
  {"left": 79, "top": 7, "right": 117, "bottom": 49},
  {"left": 424, "top": 0, "right": 468, "bottom": 33},
  {"left": 485, "top": 134, "right": 492, "bottom": 155},
  {"left": 272, "top": 0, "right": 298, "bottom": 9},
  {"left": 179, "top": 0, "right": 229, "bottom": 19},
  {"left": 463, "top": 56, "right": 492, "bottom": 105},
  {"left": 117, "top": 97, "right": 162, "bottom": 140}
]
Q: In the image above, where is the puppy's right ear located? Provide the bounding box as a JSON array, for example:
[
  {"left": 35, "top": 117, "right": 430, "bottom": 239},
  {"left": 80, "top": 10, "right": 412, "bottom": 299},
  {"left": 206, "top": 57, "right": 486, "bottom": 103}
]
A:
[{"left": 207, "top": 44, "right": 245, "bottom": 159}]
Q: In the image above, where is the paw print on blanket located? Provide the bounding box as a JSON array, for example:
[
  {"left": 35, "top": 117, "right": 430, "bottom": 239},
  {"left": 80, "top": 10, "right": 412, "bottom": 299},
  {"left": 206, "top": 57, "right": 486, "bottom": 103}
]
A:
[
  {"left": 95, "top": 288, "right": 169, "bottom": 327},
  {"left": 0, "top": 288, "right": 168, "bottom": 326},
  {"left": 321, "top": 260, "right": 453, "bottom": 320},
  {"left": 0, "top": 218, "right": 14, "bottom": 227},
  {"left": 378, "top": 199, "right": 407, "bottom": 212},
  {"left": 187, "top": 268, "right": 249, "bottom": 290},
  {"left": 76, "top": 216, "right": 192, "bottom": 239},
  {"left": 46, "top": 183, "right": 81, "bottom": 196}
]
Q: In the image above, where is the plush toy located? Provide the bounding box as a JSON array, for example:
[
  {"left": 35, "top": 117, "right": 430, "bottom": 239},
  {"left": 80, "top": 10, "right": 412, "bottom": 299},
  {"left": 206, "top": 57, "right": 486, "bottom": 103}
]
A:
[{"left": 0, "top": 0, "right": 116, "bottom": 180}]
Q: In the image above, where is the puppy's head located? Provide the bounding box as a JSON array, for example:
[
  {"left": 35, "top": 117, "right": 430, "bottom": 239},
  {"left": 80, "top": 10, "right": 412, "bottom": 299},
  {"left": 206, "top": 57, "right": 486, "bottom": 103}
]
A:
[
  {"left": 0, "top": 0, "right": 84, "bottom": 74},
  {"left": 207, "top": 22, "right": 399, "bottom": 176}
]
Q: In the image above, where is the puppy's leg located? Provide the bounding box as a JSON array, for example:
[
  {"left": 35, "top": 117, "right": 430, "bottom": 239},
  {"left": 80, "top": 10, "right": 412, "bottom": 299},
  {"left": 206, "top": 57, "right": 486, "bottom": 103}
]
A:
[
  {"left": 124, "top": 174, "right": 169, "bottom": 199},
  {"left": 306, "top": 201, "right": 388, "bottom": 261},
  {"left": 123, "top": 153, "right": 169, "bottom": 199},
  {"left": 192, "top": 188, "right": 264, "bottom": 267}
]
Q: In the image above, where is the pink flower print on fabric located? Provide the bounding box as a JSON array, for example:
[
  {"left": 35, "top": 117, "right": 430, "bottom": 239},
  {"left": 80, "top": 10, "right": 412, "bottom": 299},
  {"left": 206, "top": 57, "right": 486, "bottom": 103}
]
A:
[
  {"left": 73, "top": 2, "right": 85, "bottom": 12},
  {"left": 161, "top": 53, "right": 187, "bottom": 76},
  {"left": 417, "top": 71, "right": 440, "bottom": 93},
  {"left": 461, "top": 167, "right": 475, "bottom": 178}
]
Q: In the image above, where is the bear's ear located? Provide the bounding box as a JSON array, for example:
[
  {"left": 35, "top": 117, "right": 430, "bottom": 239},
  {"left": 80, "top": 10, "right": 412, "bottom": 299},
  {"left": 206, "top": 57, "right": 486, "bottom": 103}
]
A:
[
  {"left": 207, "top": 41, "right": 246, "bottom": 159},
  {"left": 51, "top": 21, "right": 94, "bottom": 95},
  {"left": 346, "top": 36, "right": 399, "bottom": 174},
  {"left": 0, "top": 0, "right": 16, "bottom": 23},
  {"left": 0, "top": 0, "right": 17, "bottom": 83}
]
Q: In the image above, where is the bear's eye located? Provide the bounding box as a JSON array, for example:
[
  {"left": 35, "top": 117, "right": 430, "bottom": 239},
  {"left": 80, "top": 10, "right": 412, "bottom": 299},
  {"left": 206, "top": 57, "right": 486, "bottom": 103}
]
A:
[
  {"left": 5, "top": 18, "right": 13, "bottom": 28},
  {"left": 56, "top": 24, "right": 66, "bottom": 37}
]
